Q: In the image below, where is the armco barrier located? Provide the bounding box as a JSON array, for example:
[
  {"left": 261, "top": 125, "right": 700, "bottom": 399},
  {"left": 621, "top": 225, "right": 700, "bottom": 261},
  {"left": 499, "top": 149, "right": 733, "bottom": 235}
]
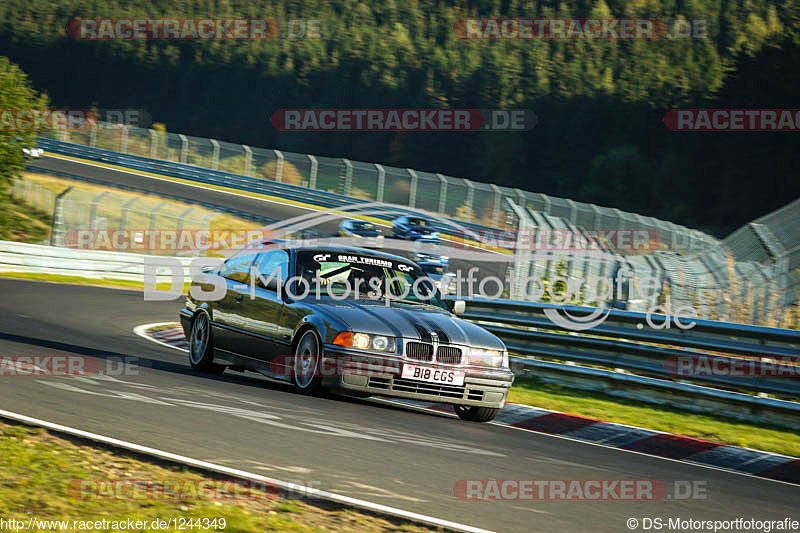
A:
[
  {"left": 452, "top": 298, "right": 800, "bottom": 397},
  {"left": 0, "top": 241, "right": 193, "bottom": 284}
]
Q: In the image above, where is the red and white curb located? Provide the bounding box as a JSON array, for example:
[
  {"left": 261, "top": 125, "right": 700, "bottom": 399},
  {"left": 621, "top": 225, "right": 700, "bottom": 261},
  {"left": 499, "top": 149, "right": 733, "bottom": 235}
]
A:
[
  {"left": 136, "top": 323, "right": 800, "bottom": 485},
  {"left": 135, "top": 323, "right": 189, "bottom": 351},
  {"left": 388, "top": 399, "right": 800, "bottom": 485}
]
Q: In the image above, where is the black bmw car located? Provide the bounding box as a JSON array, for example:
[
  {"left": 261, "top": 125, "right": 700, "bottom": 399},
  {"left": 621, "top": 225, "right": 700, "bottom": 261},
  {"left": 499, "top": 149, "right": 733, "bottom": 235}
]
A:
[{"left": 180, "top": 245, "right": 513, "bottom": 422}]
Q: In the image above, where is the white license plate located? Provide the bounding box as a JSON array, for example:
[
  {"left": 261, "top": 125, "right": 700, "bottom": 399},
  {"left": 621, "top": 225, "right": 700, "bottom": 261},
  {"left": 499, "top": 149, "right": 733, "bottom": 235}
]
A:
[{"left": 402, "top": 364, "right": 465, "bottom": 386}]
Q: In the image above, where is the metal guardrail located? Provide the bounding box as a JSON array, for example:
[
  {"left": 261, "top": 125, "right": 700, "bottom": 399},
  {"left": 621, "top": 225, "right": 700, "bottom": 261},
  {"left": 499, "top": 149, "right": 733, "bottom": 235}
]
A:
[
  {"left": 0, "top": 241, "right": 193, "bottom": 284},
  {"left": 36, "top": 138, "right": 512, "bottom": 243},
  {"left": 453, "top": 297, "right": 800, "bottom": 397}
]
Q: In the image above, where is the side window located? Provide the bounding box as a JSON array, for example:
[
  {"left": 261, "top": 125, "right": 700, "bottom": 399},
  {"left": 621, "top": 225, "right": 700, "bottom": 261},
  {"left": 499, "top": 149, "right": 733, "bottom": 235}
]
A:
[
  {"left": 253, "top": 249, "right": 289, "bottom": 285},
  {"left": 221, "top": 252, "right": 258, "bottom": 283}
]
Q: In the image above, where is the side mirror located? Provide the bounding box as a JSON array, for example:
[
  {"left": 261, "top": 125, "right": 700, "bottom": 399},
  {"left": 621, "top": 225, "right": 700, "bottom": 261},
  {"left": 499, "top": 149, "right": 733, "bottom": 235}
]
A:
[{"left": 452, "top": 300, "right": 466, "bottom": 315}]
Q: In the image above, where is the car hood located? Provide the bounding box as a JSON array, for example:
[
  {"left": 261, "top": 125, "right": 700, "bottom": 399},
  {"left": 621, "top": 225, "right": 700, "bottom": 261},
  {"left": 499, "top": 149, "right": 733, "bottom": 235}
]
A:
[{"left": 313, "top": 299, "right": 504, "bottom": 350}]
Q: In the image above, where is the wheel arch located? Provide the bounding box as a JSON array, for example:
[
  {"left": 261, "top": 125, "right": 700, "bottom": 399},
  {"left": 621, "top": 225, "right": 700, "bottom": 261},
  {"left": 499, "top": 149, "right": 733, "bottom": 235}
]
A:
[{"left": 291, "top": 321, "right": 323, "bottom": 353}]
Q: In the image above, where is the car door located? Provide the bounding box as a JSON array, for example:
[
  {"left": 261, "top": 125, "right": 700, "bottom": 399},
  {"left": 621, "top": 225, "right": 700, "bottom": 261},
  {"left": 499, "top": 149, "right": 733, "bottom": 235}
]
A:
[
  {"left": 234, "top": 249, "right": 290, "bottom": 363},
  {"left": 211, "top": 250, "right": 259, "bottom": 354}
]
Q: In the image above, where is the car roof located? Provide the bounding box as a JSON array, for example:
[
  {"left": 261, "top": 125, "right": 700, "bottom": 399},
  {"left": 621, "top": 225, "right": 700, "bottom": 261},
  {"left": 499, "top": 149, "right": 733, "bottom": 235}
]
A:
[{"left": 293, "top": 245, "right": 413, "bottom": 264}]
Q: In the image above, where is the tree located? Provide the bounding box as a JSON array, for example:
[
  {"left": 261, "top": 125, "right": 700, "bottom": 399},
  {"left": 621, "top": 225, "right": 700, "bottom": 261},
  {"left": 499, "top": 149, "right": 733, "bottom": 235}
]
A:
[{"left": 0, "top": 56, "right": 48, "bottom": 197}]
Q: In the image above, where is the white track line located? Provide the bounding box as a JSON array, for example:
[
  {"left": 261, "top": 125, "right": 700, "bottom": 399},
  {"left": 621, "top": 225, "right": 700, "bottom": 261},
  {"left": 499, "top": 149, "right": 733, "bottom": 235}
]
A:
[{"left": 0, "top": 408, "right": 494, "bottom": 533}]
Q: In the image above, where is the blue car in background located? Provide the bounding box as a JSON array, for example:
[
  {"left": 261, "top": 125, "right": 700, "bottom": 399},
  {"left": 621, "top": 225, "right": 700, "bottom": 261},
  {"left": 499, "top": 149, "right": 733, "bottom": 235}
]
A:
[{"left": 391, "top": 215, "right": 439, "bottom": 240}]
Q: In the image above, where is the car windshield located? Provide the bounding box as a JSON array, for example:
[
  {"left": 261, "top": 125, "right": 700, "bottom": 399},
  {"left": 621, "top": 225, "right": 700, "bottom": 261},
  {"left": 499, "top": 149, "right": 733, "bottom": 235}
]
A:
[
  {"left": 295, "top": 251, "right": 443, "bottom": 307},
  {"left": 351, "top": 221, "right": 375, "bottom": 231},
  {"left": 408, "top": 218, "right": 427, "bottom": 227}
]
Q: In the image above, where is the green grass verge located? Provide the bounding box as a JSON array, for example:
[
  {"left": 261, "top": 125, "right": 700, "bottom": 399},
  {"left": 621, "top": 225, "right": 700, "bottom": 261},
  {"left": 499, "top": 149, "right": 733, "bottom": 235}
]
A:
[
  {"left": 0, "top": 192, "right": 51, "bottom": 242},
  {"left": 0, "top": 421, "right": 433, "bottom": 532},
  {"left": 509, "top": 377, "right": 800, "bottom": 457}
]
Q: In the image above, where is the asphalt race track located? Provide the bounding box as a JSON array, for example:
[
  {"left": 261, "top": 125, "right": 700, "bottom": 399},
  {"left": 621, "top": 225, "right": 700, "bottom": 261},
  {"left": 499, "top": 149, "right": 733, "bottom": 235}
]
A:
[{"left": 0, "top": 278, "right": 798, "bottom": 532}]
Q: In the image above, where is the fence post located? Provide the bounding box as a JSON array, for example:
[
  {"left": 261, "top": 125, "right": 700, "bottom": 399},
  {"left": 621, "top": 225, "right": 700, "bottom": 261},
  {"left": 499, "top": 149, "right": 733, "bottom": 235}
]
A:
[
  {"left": 148, "top": 201, "right": 168, "bottom": 254},
  {"left": 175, "top": 207, "right": 194, "bottom": 254},
  {"left": 120, "top": 197, "right": 139, "bottom": 233},
  {"left": 436, "top": 174, "right": 448, "bottom": 214},
  {"left": 407, "top": 169, "right": 418, "bottom": 208},
  {"left": 89, "top": 122, "right": 98, "bottom": 147},
  {"left": 342, "top": 159, "right": 353, "bottom": 195},
  {"left": 591, "top": 204, "right": 602, "bottom": 232},
  {"left": 566, "top": 198, "right": 578, "bottom": 225},
  {"left": 175, "top": 207, "right": 194, "bottom": 235},
  {"left": 514, "top": 188, "right": 526, "bottom": 210},
  {"left": 308, "top": 154, "right": 318, "bottom": 189},
  {"left": 464, "top": 179, "right": 475, "bottom": 222},
  {"left": 89, "top": 191, "right": 110, "bottom": 231},
  {"left": 50, "top": 187, "right": 74, "bottom": 247},
  {"left": 210, "top": 139, "right": 220, "bottom": 170},
  {"left": 375, "top": 164, "right": 385, "bottom": 203},
  {"left": 613, "top": 208, "right": 625, "bottom": 232},
  {"left": 243, "top": 145, "right": 253, "bottom": 176},
  {"left": 120, "top": 125, "right": 129, "bottom": 154},
  {"left": 149, "top": 129, "right": 159, "bottom": 158},
  {"left": 273, "top": 149, "right": 284, "bottom": 182},
  {"left": 178, "top": 134, "right": 188, "bottom": 164},
  {"left": 56, "top": 112, "right": 68, "bottom": 142},
  {"left": 490, "top": 184, "right": 502, "bottom": 226},
  {"left": 539, "top": 193, "right": 551, "bottom": 215}
]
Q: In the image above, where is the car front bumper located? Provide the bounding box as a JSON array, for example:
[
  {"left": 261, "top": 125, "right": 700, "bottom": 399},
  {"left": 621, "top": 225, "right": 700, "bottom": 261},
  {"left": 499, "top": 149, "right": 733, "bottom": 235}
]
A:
[{"left": 323, "top": 346, "right": 513, "bottom": 409}]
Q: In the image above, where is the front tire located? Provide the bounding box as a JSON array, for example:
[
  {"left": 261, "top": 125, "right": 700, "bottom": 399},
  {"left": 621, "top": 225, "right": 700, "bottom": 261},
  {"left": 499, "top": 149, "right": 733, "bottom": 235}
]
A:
[
  {"left": 454, "top": 405, "right": 500, "bottom": 423},
  {"left": 188, "top": 312, "right": 226, "bottom": 375},
  {"left": 293, "top": 330, "right": 323, "bottom": 395}
]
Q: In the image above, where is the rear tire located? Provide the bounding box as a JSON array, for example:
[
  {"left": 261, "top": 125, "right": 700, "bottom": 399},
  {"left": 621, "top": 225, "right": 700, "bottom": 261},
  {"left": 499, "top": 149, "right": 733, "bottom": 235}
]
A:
[
  {"left": 293, "top": 330, "right": 323, "bottom": 395},
  {"left": 188, "top": 312, "right": 226, "bottom": 376},
  {"left": 454, "top": 405, "right": 500, "bottom": 423}
]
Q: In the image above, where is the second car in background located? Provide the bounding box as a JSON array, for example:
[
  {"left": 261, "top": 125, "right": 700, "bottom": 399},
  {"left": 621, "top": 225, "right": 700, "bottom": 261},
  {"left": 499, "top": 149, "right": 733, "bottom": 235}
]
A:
[{"left": 391, "top": 215, "right": 439, "bottom": 240}]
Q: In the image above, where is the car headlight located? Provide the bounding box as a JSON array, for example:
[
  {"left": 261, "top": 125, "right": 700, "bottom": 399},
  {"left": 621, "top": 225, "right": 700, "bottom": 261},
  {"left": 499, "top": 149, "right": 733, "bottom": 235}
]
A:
[
  {"left": 333, "top": 332, "right": 396, "bottom": 353},
  {"left": 467, "top": 348, "right": 508, "bottom": 368}
]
